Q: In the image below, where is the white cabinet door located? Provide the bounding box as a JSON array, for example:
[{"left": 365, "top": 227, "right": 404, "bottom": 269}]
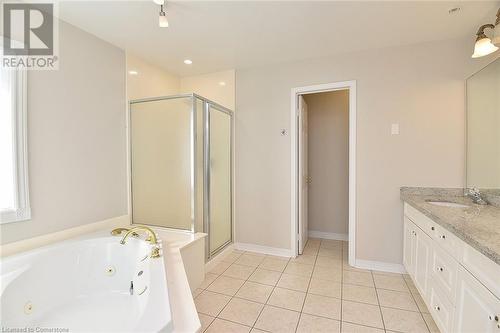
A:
[
  {"left": 414, "top": 227, "right": 433, "bottom": 301},
  {"left": 403, "top": 217, "right": 415, "bottom": 275},
  {"left": 454, "top": 266, "right": 500, "bottom": 333}
]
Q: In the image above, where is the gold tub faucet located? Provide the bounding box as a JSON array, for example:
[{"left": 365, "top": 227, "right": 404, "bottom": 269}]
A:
[{"left": 119, "top": 226, "right": 161, "bottom": 259}]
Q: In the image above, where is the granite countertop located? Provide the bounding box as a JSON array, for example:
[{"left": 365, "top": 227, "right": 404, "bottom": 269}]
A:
[{"left": 400, "top": 187, "right": 500, "bottom": 265}]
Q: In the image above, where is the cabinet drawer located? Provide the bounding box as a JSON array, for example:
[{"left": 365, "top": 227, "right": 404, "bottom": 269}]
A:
[
  {"left": 429, "top": 281, "right": 455, "bottom": 333},
  {"left": 461, "top": 244, "right": 500, "bottom": 299},
  {"left": 432, "top": 224, "right": 462, "bottom": 261},
  {"left": 404, "top": 203, "right": 433, "bottom": 235},
  {"left": 430, "top": 244, "right": 459, "bottom": 302}
]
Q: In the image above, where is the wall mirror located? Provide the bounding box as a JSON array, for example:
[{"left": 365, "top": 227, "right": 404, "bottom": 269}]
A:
[{"left": 466, "top": 57, "right": 500, "bottom": 191}]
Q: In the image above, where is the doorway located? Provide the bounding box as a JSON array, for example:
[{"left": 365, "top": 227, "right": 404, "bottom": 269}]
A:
[{"left": 291, "top": 81, "right": 356, "bottom": 266}]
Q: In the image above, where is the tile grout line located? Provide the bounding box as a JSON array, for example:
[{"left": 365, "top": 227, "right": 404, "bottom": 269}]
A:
[
  {"left": 293, "top": 238, "right": 317, "bottom": 332},
  {"left": 201, "top": 250, "right": 255, "bottom": 332},
  {"left": 201, "top": 269, "right": 417, "bottom": 304},
  {"left": 252, "top": 255, "right": 291, "bottom": 331},
  {"left": 200, "top": 286, "right": 427, "bottom": 316},
  {"left": 200, "top": 281, "right": 427, "bottom": 326},
  {"left": 203, "top": 239, "right": 403, "bottom": 332},
  {"left": 201, "top": 251, "right": 248, "bottom": 332},
  {"left": 217, "top": 256, "right": 263, "bottom": 331},
  {"left": 371, "top": 269, "right": 387, "bottom": 332},
  {"left": 403, "top": 276, "right": 432, "bottom": 333},
  {"left": 256, "top": 253, "right": 289, "bottom": 330}
]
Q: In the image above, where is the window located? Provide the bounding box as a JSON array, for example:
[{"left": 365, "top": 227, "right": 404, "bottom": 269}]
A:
[{"left": 0, "top": 53, "right": 30, "bottom": 224}]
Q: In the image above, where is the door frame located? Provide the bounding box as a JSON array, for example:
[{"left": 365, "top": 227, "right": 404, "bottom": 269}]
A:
[{"left": 290, "top": 80, "right": 356, "bottom": 267}]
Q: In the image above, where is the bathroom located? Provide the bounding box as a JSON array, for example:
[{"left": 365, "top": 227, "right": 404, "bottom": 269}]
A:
[{"left": 0, "top": 1, "right": 499, "bottom": 333}]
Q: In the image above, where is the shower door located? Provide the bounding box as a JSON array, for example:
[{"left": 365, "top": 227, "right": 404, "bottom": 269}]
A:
[
  {"left": 206, "top": 103, "right": 233, "bottom": 257},
  {"left": 129, "top": 94, "right": 233, "bottom": 260},
  {"left": 130, "top": 96, "right": 194, "bottom": 231}
]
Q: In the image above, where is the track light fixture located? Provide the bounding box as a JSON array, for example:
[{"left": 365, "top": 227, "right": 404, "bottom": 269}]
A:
[
  {"left": 472, "top": 8, "right": 500, "bottom": 58},
  {"left": 155, "top": 0, "right": 168, "bottom": 28}
]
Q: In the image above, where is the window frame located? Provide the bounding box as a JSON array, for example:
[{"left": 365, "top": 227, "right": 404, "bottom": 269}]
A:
[{"left": 0, "top": 60, "right": 30, "bottom": 224}]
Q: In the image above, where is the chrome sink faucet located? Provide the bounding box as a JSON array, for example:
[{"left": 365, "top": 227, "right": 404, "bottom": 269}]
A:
[{"left": 466, "top": 188, "right": 488, "bottom": 205}]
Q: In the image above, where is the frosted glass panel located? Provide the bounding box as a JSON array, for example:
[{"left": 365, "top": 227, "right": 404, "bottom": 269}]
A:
[
  {"left": 209, "top": 107, "right": 232, "bottom": 253},
  {"left": 130, "top": 97, "right": 192, "bottom": 230}
]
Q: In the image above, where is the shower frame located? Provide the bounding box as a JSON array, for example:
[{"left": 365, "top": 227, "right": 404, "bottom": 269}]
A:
[{"left": 127, "top": 93, "right": 234, "bottom": 260}]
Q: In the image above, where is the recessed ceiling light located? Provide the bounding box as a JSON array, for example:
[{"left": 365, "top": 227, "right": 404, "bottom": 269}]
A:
[
  {"left": 153, "top": 0, "right": 164, "bottom": 5},
  {"left": 128, "top": 70, "right": 138, "bottom": 75},
  {"left": 219, "top": 81, "right": 226, "bottom": 86},
  {"left": 184, "top": 59, "right": 193, "bottom": 65}
]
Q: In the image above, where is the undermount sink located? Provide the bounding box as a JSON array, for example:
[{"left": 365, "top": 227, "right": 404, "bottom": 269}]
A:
[{"left": 426, "top": 201, "right": 470, "bottom": 208}]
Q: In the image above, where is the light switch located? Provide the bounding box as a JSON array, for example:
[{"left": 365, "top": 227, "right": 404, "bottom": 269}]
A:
[{"left": 391, "top": 123, "right": 400, "bottom": 135}]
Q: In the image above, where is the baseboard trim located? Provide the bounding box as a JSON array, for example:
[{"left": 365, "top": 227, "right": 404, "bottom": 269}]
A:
[
  {"left": 205, "top": 243, "right": 235, "bottom": 272},
  {"left": 308, "top": 230, "right": 348, "bottom": 241},
  {"left": 355, "top": 259, "right": 407, "bottom": 274},
  {"left": 234, "top": 242, "right": 292, "bottom": 258}
]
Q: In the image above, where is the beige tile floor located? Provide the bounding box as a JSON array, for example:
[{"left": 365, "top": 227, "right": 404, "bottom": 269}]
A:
[{"left": 193, "top": 238, "right": 440, "bottom": 333}]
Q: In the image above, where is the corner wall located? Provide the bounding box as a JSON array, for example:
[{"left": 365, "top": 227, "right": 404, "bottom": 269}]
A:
[
  {"left": 180, "top": 70, "right": 235, "bottom": 110},
  {"left": 126, "top": 53, "right": 180, "bottom": 101}
]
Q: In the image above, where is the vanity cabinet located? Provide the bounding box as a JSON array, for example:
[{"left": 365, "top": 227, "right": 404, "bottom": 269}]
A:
[{"left": 403, "top": 203, "right": 500, "bottom": 333}]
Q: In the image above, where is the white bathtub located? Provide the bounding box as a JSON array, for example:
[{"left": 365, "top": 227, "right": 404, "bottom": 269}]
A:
[{"left": 0, "top": 231, "right": 173, "bottom": 332}]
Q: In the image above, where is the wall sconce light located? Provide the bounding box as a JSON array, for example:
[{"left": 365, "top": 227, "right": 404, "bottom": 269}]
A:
[
  {"left": 472, "top": 8, "right": 500, "bottom": 58},
  {"left": 492, "top": 8, "right": 500, "bottom": 46}
]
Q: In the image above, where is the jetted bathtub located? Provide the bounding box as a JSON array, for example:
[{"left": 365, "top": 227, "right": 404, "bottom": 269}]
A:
[{"left": 0, "top": 231, "right": 173, "bottom": 332}]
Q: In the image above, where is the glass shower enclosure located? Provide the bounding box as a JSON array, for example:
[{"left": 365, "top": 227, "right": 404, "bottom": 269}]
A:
[{"left": 129, "top": 94, "right": 233, "bottom": 259}]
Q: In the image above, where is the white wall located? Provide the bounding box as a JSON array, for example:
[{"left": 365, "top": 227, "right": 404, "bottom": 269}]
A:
[
  {"left": 0, "top": 20, "right": 127, "bottom": 245},
  {"left": 304, "top": 91, "right": 349, "bottom": 235},
  {"left": 235, "top": 38, "right": 497, "bottom": 264},
  {"left": 126, "top": 53, "right": 180, "bottom": 100},
  {"left": 180, "top": 70, "right": 235, "bottom": 110}
]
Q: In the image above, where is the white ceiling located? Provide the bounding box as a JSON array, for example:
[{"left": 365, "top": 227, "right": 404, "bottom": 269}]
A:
[{"left": 58, "top": 1, "right": 500, "bottom": 76}]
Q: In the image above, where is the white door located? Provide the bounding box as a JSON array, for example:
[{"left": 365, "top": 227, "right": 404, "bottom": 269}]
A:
[{"left": 298, "top": 95, "right": 309, "bottom": 254}]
